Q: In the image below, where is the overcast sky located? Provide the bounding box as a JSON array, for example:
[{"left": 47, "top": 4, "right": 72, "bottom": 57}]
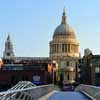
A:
[{"left": 0, "top": 0, "right": 100, "bottom": 57}]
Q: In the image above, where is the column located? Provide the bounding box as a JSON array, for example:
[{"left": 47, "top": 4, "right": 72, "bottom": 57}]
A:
[
  {"left": 51, "top": 44, "right": 53, "bottom": 54},
  {"left": 65, "top": 44, "right": 67, "bottom": 52},
  {"left": 53, "top": 44, "right": 55, "bottom": 53},
  {"left": 55, "top": 44, "right": 56, "bottom": 53},
  {"left": 52, "top": 45, "right": 53, "bottom": 53},
  {"left": 70, "top": 44, "right": 72, "bottom": 52},
  {"left": 70, "top": 44, "right": 71, "bottom": 53},
  {"left": 64, "top": 72, "right": 66, "bottom": 81},
  {"left": 57, "top": 44, "right": 59, "bottom": 53},
  {"left": 60, "top": 44, "right": 62, "bottom": 53},
  {"left": 64, "top": 44, "right": 66, "bottom": 53},
  {"left": 67, "top": 44, "right": 68, "bottom": 52},
  {"left": 72, "top": 45, "right": 73, "bottom": 53},
  {"left": 71, "top": 71, "right": 73, "bottom": 80},
  {"left": 50, "top": 45, "right": 51, "bottom": 54},
  {"left": 62, "top": 44, "right": 64, "bottom": 52},
  {"left": 76, "top": 45, "right": 78, "bottom": 53},
  {"left": 56, "top": 44, "right": 58, "bottom": 53},
  {"left": 68, "top": 44, "right": 70, "bottom": 52}
]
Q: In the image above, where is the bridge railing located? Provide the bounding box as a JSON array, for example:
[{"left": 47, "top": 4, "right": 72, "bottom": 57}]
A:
[
  {"left": 0, "top": 84, "right": 54, "bottom": 100},
  {"left": 75, "top": 84, "right": 100, "bottom": 100}
]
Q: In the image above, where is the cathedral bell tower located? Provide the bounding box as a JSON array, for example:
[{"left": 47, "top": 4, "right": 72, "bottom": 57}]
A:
[{"left": 3, "top": 33, "right": 14, "bottom": 60}]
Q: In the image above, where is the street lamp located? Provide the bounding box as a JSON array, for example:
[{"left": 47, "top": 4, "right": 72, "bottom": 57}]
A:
[
  {"left": 90, "top": 63, "right": 93, "bottom": 85},
  {"left": 53, "top": 66, "right": 56, "bottom": 84}
]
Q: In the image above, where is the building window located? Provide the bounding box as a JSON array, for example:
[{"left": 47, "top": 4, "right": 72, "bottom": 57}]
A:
[
  {"left": 95, "top": 59, "right": 100, "bottom": 64},
  {"left": 95, "top": 67, "right": 100, "bottom": 73}
]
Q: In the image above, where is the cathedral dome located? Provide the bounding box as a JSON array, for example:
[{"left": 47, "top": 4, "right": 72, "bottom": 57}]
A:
[
  {"left": 54, "top": 24, "right": 76, "bottom": 37},
  {"left": 53, "top": 9, "right": 76, "bottom": 39},
  {"left": 54, "top": 24, "right": 69, "bottom": 34}
]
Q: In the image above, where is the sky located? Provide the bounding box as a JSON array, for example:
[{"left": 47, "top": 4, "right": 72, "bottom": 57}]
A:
[{"left": 0, "top": 0, "right": 100, "bottom": 57}]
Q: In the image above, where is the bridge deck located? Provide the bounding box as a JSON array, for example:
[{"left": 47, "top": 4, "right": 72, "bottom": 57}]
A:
[{"left": 47, "top": 91, "right": 91, "bottom": 100}]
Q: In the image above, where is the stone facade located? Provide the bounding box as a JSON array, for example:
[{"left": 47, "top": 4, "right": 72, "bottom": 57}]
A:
[
  {"left": 49, "top": 8, "right": 80, "bottom": 85},
  {"left": 79, "top": 53, "right": 100, "bottom": 85}
]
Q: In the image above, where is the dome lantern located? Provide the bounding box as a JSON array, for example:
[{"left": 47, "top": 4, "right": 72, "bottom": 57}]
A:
[{"left": 61, "top": 7, "right": 67, "bottom": 24}]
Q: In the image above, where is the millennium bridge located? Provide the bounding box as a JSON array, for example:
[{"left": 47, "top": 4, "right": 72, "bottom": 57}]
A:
[{"left": 0, "top": 81, "right": 100, "bottom": 100}]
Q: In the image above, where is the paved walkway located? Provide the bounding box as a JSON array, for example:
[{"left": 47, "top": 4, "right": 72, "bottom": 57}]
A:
[
  {"left": 47, "top": 91, "right": 91, "bottom": 100},
  {"left": 39, "top": 91, "right": 58, "bottom": 100}
]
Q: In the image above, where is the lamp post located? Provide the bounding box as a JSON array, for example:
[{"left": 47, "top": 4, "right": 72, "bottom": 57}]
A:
[
  {"left": 75, "top": 62, "right": 78, "bottom": 83},
  {"left": 53, "top": 67, "right": 56, "bottom": 84},
  {"left": 90, "top": 63, "right": 93, "bottom": 85}
]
